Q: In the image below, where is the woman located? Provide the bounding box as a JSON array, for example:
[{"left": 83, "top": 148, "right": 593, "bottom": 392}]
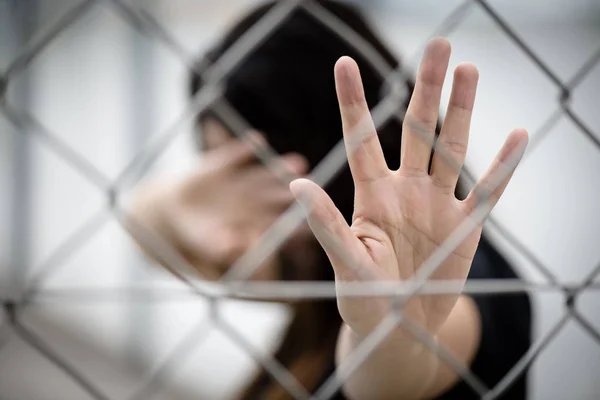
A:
[{"left": 130, "top": 1, "right": 532, "bottom": 399}]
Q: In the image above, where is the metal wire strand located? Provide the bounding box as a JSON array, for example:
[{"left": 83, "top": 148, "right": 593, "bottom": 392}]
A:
[
  {"left": 127, "top": 317, "right": 213, "bottom": 400},
  {"left": 1, "top": 103, "right": 112, "bottom": 191},
  {"left": 482, "top": 313, "right": 571, "bottom": 400},
  {"left": 13, "top": 319, "right": 112, "bottom": 400},
  {"left": 21, "top": 209, "right": 112, "bottom": 303},
  {"left": 400, "top": 317, "right": 489, "bottom": 396},
  {"left": 114, "top": 0, "right": 304, "bottom": 189},
  {"left": 312, "top": 312, "right": 403, "bottom": 400},
  {"left": 3, "top": 0, "right": 99, "bottom": 81},
  {"left": 24, "top": 279, "right": 600, "bottom": 303},
  {"left": 216, "top": 317, "right": 312, "bottom": 400}
]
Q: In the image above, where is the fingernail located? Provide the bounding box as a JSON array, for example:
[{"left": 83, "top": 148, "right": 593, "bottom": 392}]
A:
[{"left": 289, "top": 180, "right": 312, "bottom": 212}]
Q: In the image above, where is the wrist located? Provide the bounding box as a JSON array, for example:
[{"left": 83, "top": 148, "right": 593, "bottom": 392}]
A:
[
  {"left": 342, "top": 321, "right": 430, "bottom": 361},
  {"left": 337, "top": 321, "right": 439, "bottom": 400}
]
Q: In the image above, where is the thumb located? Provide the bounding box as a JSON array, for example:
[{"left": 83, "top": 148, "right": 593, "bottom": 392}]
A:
[{"left": 289, "top": 178, "right": 365, "bottom": 277}]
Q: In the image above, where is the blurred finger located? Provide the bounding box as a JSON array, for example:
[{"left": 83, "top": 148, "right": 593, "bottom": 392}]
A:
[
  {"left": 431, "top": 63, "right": 479, "bottom": 192},
  {"left": 203, "top": 131, "right": 264, "bottom": 173},
  {"left": 236, "top": 167, "right": 295, "bottom": 209},
  {"left": 278, "top": 152, "right": 309, "bottom": 177},
  {"left": 181, "top": 221, "right": 247, "bottom": 273},
  {"left": 241, "top": 164, "right": 296, "bottom": 189},
  {"left": 261, "top": 186, "right": 296, "bottom": 206},
  {"left": 334, "top": 56, "right": 389, "bottom": 183},
  {"left": 401, "top": 37, "right": 451, "bottom": 173},
  {"left": 202, "top": 117, "right": 235, "bottom": 148},
  {"left": 463, "top": 129, "right": 529, "bottom": 214}
]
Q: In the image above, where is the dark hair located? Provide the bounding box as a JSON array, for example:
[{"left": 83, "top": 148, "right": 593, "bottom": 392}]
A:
[{"left": 190, "top": 1, "right": 417, "bottom": 398}]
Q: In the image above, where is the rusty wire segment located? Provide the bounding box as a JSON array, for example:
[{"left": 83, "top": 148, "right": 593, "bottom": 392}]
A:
[{"left": 1, "top": 0, "right": 599, "bottom": 399}]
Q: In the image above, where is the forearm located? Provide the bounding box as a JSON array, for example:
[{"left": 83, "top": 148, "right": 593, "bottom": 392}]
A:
[{"left": 337, "top": 295, "right": 481, "bottom": 400}]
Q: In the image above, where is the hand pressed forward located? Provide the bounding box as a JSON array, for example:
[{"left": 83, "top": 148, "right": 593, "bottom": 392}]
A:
[{"left": 289, "top": 37, "right": 529, "bottom": 339}]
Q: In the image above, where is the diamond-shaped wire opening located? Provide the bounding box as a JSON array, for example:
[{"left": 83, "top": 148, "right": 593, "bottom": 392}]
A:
[
  {"left": 472, "top": 0, "right": 567, "bottom": 92},
  {"left": 441, "top": 1, "right": 600, "bottom": 286},
  {"left": 438, "top": 5, "right": 559, "bottom": 171},
  {"left": 527, "top": 317, "right": 600, "bottom": 400},
  {"left": 5, "top": 1, "right": 198, "bottom": 184},
  {"left": 126, "top": 298, "right": 294, "bottom": 400},
  {"left": 22, "top": 210, "right": 110, "bottom": 301},
  {"left": 111, "top": 0, "right": 306, "bottom": 191},
  {"left": 17, "top": 299, "right": 161, "bottom": 400},
  {"left": 125, "top": 316, "right": 213, "bottom": 400},
  {"left": 0, "top": 118, "right": 110, "bottom": 301},
  {"left": 215, "top": 316, "right": 311, "bottom": 400},
  {"left": 460, "top": 40, "right": 600, "bottom": 287},
  {"left": 2, "top": 0, "right": 95, "bottom": 79},
  {"left": 476, "top": 0, "right": 600, "bottom": 83},
  {"left": 566, "top": 48, "right": 600, "bottom": 147},
  {"left": 2, "top": 319, "right": 112, "bottom": 400},
  {"left": 483, "top": 312, "right": 570, "bottom": 400},
  {"left": 496, "top": 117, "right": 600, "bottom": 282},
  {"left": 8, "top": 218, "right": 211, "bottom": 398}
]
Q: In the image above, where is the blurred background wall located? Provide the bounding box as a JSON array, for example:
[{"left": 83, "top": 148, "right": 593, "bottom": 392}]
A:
[{"left": 1, "top": 0, "right": 599, "bottom": 399}]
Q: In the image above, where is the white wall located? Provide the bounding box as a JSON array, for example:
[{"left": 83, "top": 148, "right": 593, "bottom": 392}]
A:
[{"left": 0, "top": 1, "right": 599, "bottom": 399}]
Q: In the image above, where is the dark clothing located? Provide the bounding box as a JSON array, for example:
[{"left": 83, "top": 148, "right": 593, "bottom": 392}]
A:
[{"left": 319, "top": 237, "right": 532, "bottom": 399}]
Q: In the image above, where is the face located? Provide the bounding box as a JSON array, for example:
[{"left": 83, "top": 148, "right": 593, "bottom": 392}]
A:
[{"left": 200, "top": 117, "right": 320, "bottom": 281}]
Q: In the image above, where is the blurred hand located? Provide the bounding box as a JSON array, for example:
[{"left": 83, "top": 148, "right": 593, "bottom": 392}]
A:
[
  {"left": 129, "top": 133, "right": 308, "bottom": 280},
  {"left": 290, "top": 37, "right": 529, "bottom": 338}
]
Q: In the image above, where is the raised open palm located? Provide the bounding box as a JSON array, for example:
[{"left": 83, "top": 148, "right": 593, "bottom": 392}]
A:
[{"left": 289, "top": 37, "right": 528, "bottom": 337}]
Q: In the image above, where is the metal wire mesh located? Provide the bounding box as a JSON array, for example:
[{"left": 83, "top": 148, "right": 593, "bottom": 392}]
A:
[{"left": 0, "top": 0, "right": 599, "bottom": 399}]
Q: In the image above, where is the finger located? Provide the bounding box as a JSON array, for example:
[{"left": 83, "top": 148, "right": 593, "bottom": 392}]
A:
[
  {"left": 240, "top": 153, "right": 307, "bottom": 190},
  {"left": 430, "top": 63, "right": 479, "bottom": 192},
  {"left": 279, "top": 152, "right": 309, "bottom": 177},
  {"left": 463, "top": 129, "right": 529, "bottom": 214},
  {"left": 334, "top": 56, "right": 389, "bottom": 183},
  {"left": 289, "top": 178, "right": 366, "bottom": 277},
  {"left": 203, "top": 131, "right": 264, "bottom": 173},
  {"left": 251, "top": 180, "right": 295, "bottom": 207},
  {"left": 235, "top": 169, "right": 295, "bottom": 211},
  {"left": 260, "top": 188, "right": 296, "bottom": 207},
  {"left": 258, "top": 151, "right": 309, "bottom": 185},
  {"left": 202, "top": 117, "right": 235, "bottom": 148},
  {"left": 401, "top": 37, "right": 451, "bottom": 173}
]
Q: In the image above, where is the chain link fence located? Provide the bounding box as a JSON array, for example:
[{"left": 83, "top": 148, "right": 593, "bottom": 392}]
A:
[{"left": 0, "top": 0, "right": 599, "bottom": 399}]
